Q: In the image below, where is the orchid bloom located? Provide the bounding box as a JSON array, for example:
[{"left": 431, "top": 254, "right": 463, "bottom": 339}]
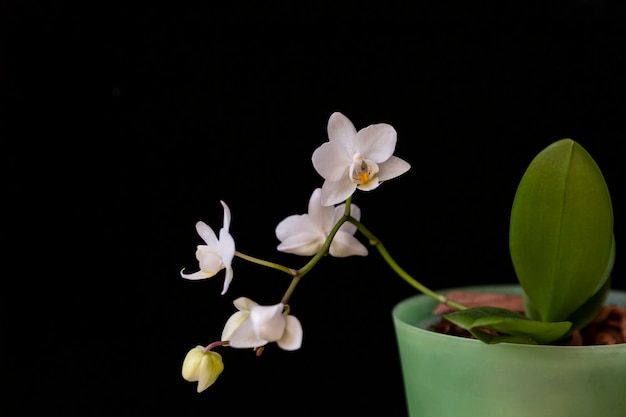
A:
[
  {"left": 229, "top": 302, "right": 303, "bottom": 351},
  {"left": 181, "top": 345, "right": 225, "bottom": 393},
  {"left": 180, "top": 200, "right": 236, "bottom": 294},
  {"left": 275, "top": 187, "right": 368, "bottom": 257},
  {"left": 311, "top": 111, "right": 411, "bottom": 206}
]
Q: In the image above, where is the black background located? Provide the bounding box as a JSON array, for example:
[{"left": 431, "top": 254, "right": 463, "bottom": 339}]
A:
[{"left": 3, "top": 1, "right": 626, "bottom": 416}]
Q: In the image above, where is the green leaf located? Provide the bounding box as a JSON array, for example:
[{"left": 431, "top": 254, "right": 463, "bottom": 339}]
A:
[
  {"left": 444, "top": 306, "right": 572, "bottom": 345},
  {"left": 565, "top": 273, "right": 612, "bottom": 332},
  {"left": 467, "top": 328, "right": 538, "bottom": 345},
  {"left": 523, "top": 270, "right": 610, "bottom": 335},
  {"left": 509, "top": 139, "right": 614, "bottom": 322}
]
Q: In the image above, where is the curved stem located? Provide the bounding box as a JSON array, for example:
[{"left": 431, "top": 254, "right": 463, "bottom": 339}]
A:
[
  {"left": 235, "top": 195, "right": 466, "bottom": 312},
  {"left": 205, "top": 340, "right": 230, "bottom": 352},
  {"left": 280, "top": 209, "right": 351, "bottom": 304},
  {"left": 235, "top": 251, "right": 296, "bottom": 276},
  {"left": 348, "top": 216, "right": 467, "bottom": 311},
  {"left": 234, "top": 213, "right": 351, "bottom": 305}
]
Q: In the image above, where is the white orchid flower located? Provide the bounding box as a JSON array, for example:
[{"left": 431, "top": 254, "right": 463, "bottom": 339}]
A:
[
  {"left": 275, "top": 188, "right": 368, "bottom": 258},
  {"left": 229, "top": 302, "right": 303, "bottom": 351},
  {"left": 181, "top": 345, "right": 225, "bottom": 393},
  {"left": 312, "top": 111, "right": 411, "bottom": 206},
  {"left": 221, "top": 296, "right": 257, "bottom": 341},
  {"left": 180, "top": 200, "right": 236, "bottom": 294}
]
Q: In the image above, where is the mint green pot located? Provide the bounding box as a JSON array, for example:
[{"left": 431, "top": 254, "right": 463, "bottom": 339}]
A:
[{"left": 392, "top": 284, "right": 626, "bottom": 417}]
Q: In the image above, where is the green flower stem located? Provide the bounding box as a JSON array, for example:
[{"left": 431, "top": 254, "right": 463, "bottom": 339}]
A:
[
  {"left": 348, "top": 216, "right": 468, "bottom": 311},
  {"left": 235, "top": 251, "right": 296, "bottom": 276},
  {"left": 279, "top": 213, "right": 349, "bottom": 304},
  {"left": 236, "top": 196, "right": 466, "bottom": 312},
  {"left": 234, "top": 251, "right": 311, "bottom": 304},
  {"left": 235, "top": 218, "right": 344, "bottom": 305}
]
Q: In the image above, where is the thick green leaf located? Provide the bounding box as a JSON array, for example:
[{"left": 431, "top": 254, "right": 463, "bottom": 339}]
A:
[
  {"left": 565, "top": 273, "right": 612, "bottom": 332},
  {"left": 525, "top": 239, "right": 613, "bottom": 330},
  {"left": 509, "top": 139, "right": 614, "bottom": 322},
  {"left": 444, "top": 306, "right": 572, "bottom": 345},
  {"left": 467, "top": 328, "right": 538, "bottom": 345}
]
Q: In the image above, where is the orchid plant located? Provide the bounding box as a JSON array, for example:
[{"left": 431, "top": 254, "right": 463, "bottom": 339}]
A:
[{"left": 179, "top": 112, "right": 615, "bottom": 393}]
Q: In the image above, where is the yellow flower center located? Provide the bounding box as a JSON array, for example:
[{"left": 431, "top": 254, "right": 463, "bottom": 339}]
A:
[{"left": 351, "top": 153, "right": 379, "bottom": 185}]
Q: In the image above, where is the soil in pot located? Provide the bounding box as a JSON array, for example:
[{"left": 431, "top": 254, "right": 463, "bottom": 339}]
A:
[{"left": 429, "top": 290, "right": 626, "bottom": 345}]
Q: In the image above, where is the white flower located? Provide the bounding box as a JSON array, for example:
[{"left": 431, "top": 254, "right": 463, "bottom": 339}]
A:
[
  {"left": 221, "top": 296, "right": 257, "bottom": 341},
  {"left": 180, "top": 200, "right": 236, "bottom": 294},
  {"left": 312, "top": 111, "right": 411, "bottom": 206},
  {"left": 181, "top": 346, "right": 225, "bottom": 393},
  {"left": 229, "top": 302, "right": 303, "bottom": 351},
  {"left": 275, "top": 188, "right": 368, "bottom": 257}
]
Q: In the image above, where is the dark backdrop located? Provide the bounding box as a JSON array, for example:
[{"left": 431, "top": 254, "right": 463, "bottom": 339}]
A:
[{"left": 3, "top": 2, "right": 625, "bottom": 416}]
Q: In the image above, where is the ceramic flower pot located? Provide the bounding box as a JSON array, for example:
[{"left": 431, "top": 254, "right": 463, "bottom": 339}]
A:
[{"left": 392, "top": 284, "right": 626, "bottom": 417}]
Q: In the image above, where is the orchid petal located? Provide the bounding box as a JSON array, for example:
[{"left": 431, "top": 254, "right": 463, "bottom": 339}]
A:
[
  {"left": 222, "top": 296, "right": 259, "bottom": 340},
  {"left": 233, "top": 296, "right": 258, "bottom": 311},
  {"left": 327, "top": 111, "right": 357, "bottom": 144},
  {"left": 353, "top": 123, "right": 397, "bottom": 162},
  {"left": 321, "top": 178, "right": 357, "bottom": 207},
  {"left": 250, "top": 304, "right": 287, "bottom": 342},
  {"left": 329, "top": 232, "right": 369, "bottom": 257},
  {"left": 378, "top": 155, "right": 411, "bottom": 181},
  {"left": 218, "top": 228, "right": 235, "bottom": 268},
  {"left": 312, "top": 141, "right": 351, "bottom": 181},
  {"left": 228, "top": 318, "right": 268, "bottom": 348},
  {"left": 307, "top": 188, "right": 337, "bottom": 232},
  {"left": 180, "top": 269, "right": 211, "bottom": 280},
  {"left": 221, "top": 310, "right": 250, "bottom": 341},
  {"left": 275, "top": 215, "right": 318, "bottom": 242},
  {"left": 196, "top": 221, "right": 218, "bottom": 246},
  {"left": 277, "top": 233, "right": 324, "bottom": 256},
  {"left": 356, "top": 178, "right": 381, "bottom": 191},
  {"left": 275, "top": 189, "right": 327, "bottom": 255},
  {"left": 276, "top": 315, "right": 303, "bottom": 351},
  {"left": 221, "top": 267, "right": 234, "bottom": 295},
  {"left": 220, "top": 200, "right": 231, "bottom": 231}
]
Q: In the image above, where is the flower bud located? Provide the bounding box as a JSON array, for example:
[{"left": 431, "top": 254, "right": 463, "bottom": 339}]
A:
[{"left": 181, "top": 345, "right": 224, "bottom": 393}]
